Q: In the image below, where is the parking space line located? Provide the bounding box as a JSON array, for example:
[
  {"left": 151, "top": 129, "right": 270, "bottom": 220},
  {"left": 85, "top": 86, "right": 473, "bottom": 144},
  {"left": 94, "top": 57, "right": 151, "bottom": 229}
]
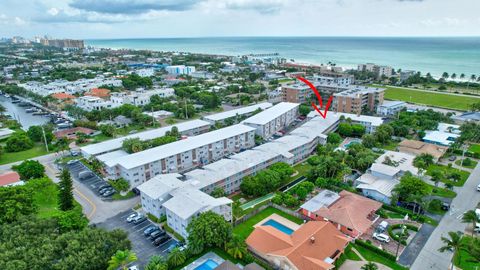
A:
[{"left": 73, "top": 188, "right": 96, "bottom": 219}]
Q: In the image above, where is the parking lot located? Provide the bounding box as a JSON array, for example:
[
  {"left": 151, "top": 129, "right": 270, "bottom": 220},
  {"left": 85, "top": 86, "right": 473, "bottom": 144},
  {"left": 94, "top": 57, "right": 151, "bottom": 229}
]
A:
[
  {"left": 97, "top": 209, "right": 178, "bottom": 268},
  {"left": 67, "top": 161, "right": 114, "bottom": 200}
]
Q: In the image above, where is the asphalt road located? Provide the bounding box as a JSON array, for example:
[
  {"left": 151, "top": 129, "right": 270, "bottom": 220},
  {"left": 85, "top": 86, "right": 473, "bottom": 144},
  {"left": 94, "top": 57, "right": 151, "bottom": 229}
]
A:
[{"left": 411, "top": 163, "right": 480, "bottom": 270}]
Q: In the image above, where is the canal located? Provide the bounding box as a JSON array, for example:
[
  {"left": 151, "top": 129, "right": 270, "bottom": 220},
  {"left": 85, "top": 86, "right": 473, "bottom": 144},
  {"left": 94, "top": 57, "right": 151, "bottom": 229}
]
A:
[{"left": 0, "top": 96, "right": 50, "bottom": 130}]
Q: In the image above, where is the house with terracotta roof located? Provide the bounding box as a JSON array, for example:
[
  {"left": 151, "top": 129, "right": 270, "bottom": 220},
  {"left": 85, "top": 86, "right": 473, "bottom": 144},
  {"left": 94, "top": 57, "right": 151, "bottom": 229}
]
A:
[
  {"left": 246, "top": 220, "right": 349, "bottom": 270},
  {"left": 51, "top": 93, "right": 76, "bottom": 106},
  {"left": 85, "top": 88, "right": 111, "bottom": 98},
  {"left": 0, "top": 171, "right": 23, "bottom": 187},
  {"left": 300, "top": 190, "right": 381, "bottom": 238},
  {"left": 398, "top": 139, "right": 448, "bottom": 162}
]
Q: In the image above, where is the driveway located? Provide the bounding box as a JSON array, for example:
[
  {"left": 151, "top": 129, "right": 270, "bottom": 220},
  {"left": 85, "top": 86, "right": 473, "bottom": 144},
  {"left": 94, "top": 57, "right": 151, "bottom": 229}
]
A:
[
  {"left": 398, "top": 223, "right": 435, "bottom": 267},
  {"left": 411, "top": 163, "right": 480, "bottom": 270},
  {"left": 97, "top": 210, "right": 178, "bottom": 268}
]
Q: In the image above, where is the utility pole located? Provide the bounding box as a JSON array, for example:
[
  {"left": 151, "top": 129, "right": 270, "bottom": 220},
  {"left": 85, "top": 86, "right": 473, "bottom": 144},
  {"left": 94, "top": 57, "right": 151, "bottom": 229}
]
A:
[
  {"left": 41, "top": 125, "right": 49, "bottom": 152},
  {"left": 184, "top": 98, "right": 188, "bottom": 119},
  {"left": 461, "top": 144, "right": 467, "bottom": 167},
  {"left": 151, "top": 106, "right": 155, "bottom": 127}
]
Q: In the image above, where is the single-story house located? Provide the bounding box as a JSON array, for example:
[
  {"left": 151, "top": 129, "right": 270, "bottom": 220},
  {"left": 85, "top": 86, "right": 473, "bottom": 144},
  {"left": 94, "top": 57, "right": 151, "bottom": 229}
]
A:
[
  {"left": 398, "top": 139, "right": 448, "bottom": 162},
  {"left": 300, "top": 190, "right": 382, "bottom": 238},
  {"left": 246, "top": 220, "right": 349, "bottom": 270},
  {"left": 0, "top": 128, "right": 15, "bottom": 140},
  {"left": 51, "top": 92, "right": 76, "bottom": 103},
  {"left": 0, "top": 171, "right": 24, "bottom": 187},
  {"left": 54, "top": 127, "right": 96, "bottom": 140},
  {"left": 423, "top": 123, "right": 461, "bottom": 147},
  {"left": 113, "top": 115, "right": 132, "bottom": 127}
]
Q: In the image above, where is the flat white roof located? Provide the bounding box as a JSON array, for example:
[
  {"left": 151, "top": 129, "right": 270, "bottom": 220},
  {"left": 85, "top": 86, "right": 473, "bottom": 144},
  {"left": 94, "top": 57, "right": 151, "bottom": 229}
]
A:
[
  {"left": 137, "top": 173, "right": 185, "bottom": 200},
  {"left": 0, "top": 128, "right": 15, "bottom": 137},
  {"left": 300, "top": 190, "right": 340, "bottom": 213},
  {"left": 334, "top": 112, "right": 384, "bottom": 127},
  {"left": 242, "top": 102, "right": 299, "bottom": 125},
  {"left": 423, "top": 131, "right": 460, "bottom": 146},
  {"left": 379, "top": 100, "right": 406, "bottom": 108},
  {"left": 203, "top": 102, "right": 272, "bottom": 122},
  {"left": 114, "top": 124, "right": 256, "bottom": 170},
  {"left": 96, "top": 149, "right": 129, "bottom": 164},
  {"left": 357, "top": 173, "right": 399, "bottom": 197},
  {"left": 375, "top": 151, "right": 419, "bottom": 175},
  {"left": 80, "top": 119, "right": 210, "bottom": 156}
]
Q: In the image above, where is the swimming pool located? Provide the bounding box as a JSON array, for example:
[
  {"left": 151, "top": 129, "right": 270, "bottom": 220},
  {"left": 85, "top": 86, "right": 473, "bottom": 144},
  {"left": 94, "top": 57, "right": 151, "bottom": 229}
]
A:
[
  {"left": 194, "top": 259, "right": 219, "bottom": 270},
  {"left": 344, "top": 140, "right": 361, "bottom": 148},
  {"left": 262, "top": 219, "right": 294, "bottom": 235}
]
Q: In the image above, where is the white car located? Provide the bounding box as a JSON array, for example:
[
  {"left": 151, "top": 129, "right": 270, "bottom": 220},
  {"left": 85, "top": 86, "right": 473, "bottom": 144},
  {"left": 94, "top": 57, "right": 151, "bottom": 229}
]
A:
[
  {"left": 126, "top": 213, "right": 138, "bottom": 223},
  {"left": 477, "top": 184, "right": 480, "bottom": 191},
  {"left": 373, "top": 233, "right": 390, "bottom": 243}
]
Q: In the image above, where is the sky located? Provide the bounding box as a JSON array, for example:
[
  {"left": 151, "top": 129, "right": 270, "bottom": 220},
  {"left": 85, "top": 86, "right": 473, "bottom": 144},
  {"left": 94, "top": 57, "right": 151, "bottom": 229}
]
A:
[{"left": 0, "top": 0, "right": 479, "bottom": 39}]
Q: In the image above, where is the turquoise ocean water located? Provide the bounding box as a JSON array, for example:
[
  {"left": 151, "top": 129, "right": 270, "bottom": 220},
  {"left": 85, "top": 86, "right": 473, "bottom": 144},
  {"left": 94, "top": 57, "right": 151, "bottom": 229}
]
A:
[{"left": 87, "top": 37, "right": 480, "bottom": 77}]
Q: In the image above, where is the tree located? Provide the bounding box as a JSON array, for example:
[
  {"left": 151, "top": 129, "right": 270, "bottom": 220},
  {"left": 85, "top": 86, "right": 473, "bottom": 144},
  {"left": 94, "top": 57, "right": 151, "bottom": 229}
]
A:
[
  {"left": 361, "top": 262, "right": 378, "bottom": 270},
  {"left": 327, "top": 133, "right": 342, "bottom": 145},
  {"left": 211, "top": 187, "right": 226, "bottom": 198},
  {"left": 186, "top": 211, "right": 232, "bottom": 253},
  {"left": 392, "top": 173, "right": 430, "bottom": 202},
  {"left": 438, "top": 231, "right": 463, "bottom": 264},
  {"left": 226, "top": 235, "right": 248, "bottom": 259},
  {"left": 462, "top": 210, "right": 479, "bottom": 236},
  {"left": 27, "top": 125, "right": 53, "bottom": 143},
  {"left": 374, "top": 124, "right": 394, "bottom": 144},
  {"left": 361, "top": 134, "right": 376, "bottom": 148},
  {"left": 58, "top": 169, "right": 74, "bottom": 211},
  {"left": 100, "top": 124, "right": 116, "bottom": 137},
  {"left": 413, "top": 153, "right": 434, "bottom": 169},
  {"left": 299, "top": 104, "right": 311, "bottom": 116},
  {"left": 0, "top": 184, "right": 36, "bottom": 223},
  {"left": 144, "top": 256, "right": 168, "bottom": 270},
  {"left": 12, "top": 160, "right": 45, "bottom": 180},
  {"left": 108, "top": 250, "right": 137, "bottom": 270},
  {"left": 167, "top": 248, "right": 186, "bottom": 268},
  {"left": 56, "top": 137, "right": 69, "bottom": 155},
  {"left": 442, "top": 72, "right": 449, "bottom": 80},
  {"left": 5, "top": 132, "right": 34, "bottom": 152},
  {"left": 108, "top": 178, "right": 130, "bottom": 192},
  {"left": 338, "top": 123, "right": 353, "bottom": 137}
]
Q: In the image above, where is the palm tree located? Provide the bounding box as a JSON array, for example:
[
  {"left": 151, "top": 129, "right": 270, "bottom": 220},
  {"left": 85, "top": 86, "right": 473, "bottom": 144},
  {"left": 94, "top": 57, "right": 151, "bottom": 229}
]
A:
[
  {"left": 107, "top": 250, "right": 137, "bottom": 270},
  {"left": 460, "top": 73, "right": 466, "bottom": 80},
  {"left": 462, "top": 210, "right": 479, "bottom": 236},
  {"left": 361, "top": 262, "right": 379, "bottom": 270},
  {"left": 442, "top": 72, "right": 449, "bottom": 80},
  {"left": 167, "top": 248, "right": 186, "bottom": 268},
  {"left": 144, "top": 255, "right": 168, "bottom": 270},
  {"left": 438, "top": 231, "right": 463, "bottom": 264},
  {"left": 451, "top": 73, "right": 457, "bottom": 80},
  {"left": 226, "top": 235, "right": 248, "bottom": 259}
]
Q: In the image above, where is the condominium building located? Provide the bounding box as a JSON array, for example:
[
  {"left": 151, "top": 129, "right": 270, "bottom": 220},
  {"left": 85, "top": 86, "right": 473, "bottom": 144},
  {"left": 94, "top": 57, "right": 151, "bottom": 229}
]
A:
[
  {"left": 105, "top": 124, "right": 256, "bottom": 186},
  {"left": 137, "top": 173, "right": 232, "bottom": 239},
  {"left": 80, "top": 119, "right": 211, "bottom": 157},
  {"left": 165, "top": 65, "right": 196, "bottom": 75},
  {"left": 332, "top": 86, "right": 385, "bottom": 114},
  {"left": 377, "top": 100, "right": 406, "bottom": 116},
  {"left": 242, "top": 102, "right": 299, "bottom": 139},
  {"left": 75, "top": 96, "right": 114, "bottom": 111},
  {"left": 202, "top": 102, "right": 273, "bottom": 125},
  {"left": 357, "top": 63, "right": 394, "bottom": 78},
  {"left": 311, "top": 74, "right": 354, "bottom": 85}
]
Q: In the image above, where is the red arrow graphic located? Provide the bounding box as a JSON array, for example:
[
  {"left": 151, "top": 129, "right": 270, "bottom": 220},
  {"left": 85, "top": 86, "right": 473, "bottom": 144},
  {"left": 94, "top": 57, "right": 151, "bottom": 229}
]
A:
[{"left": 297, "top": 76, "right": 333, "bottom": 119}]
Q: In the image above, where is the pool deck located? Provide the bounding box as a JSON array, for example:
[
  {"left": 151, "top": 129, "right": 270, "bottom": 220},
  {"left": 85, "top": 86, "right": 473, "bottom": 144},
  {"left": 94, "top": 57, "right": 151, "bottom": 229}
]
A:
[
  {"left": 253, "top": 213, "right": 301, "bottom": 231},
  {"left": 182, "top": 252, "right": 224, "bottom": 270}
]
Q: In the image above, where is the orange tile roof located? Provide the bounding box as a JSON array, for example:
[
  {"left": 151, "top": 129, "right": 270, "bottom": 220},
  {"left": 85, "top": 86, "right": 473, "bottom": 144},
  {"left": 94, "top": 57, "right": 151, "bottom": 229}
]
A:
[
  {"left": 51, "top": 92, "right": 75, "bottom": 100},
  {"left": 246, "top": 221, "right": 349, "bottom": 270},
  {"left": 0, "top": 171, "right": 21, "bottom": 186},
  {"left": 313, "top": 191, "right": 382, "bottom": 235},
  {"left": 85, "top": 88, "right": 111, "bottom": 98}
]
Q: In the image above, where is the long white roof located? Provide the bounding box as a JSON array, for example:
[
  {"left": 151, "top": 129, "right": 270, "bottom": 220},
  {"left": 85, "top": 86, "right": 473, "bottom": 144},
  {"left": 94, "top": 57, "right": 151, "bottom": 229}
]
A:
[
  {"left": 242, "top": 102, "right": 299, "bottom": 125},
  {"left": 80, "top": 119, "right": 210, "bottom": 156},
  {"left": 136, "top": 173, "right": 185, "bottom": 200},
  {"left": 113, "top": 124, "right": 256, "bottom": 170},
  {"left": 203, "top": 102, "right": 272, "bottom": 122}
]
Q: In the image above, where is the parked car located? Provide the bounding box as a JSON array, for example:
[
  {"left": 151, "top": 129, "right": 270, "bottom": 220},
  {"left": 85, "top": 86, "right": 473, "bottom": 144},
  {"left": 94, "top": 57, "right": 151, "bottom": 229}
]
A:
[
  {"left": 373, "top": 233, "right": 390, "bottom": 243},
  {"left": 144, "top": 225, "right": 159, "bottom": 236},
  {"left": 399, "top": 202, "right": 425, "bottom": 215},
  {"left": 477, "top": 184, "right": 480, "bottom": 192},
  {"left": 166, "top": 242, "right": 178, "bottom": 253},
  {"left": 132, "top": 215, "right": 147, "bottom": 224},
  {"left": 150, "top": 230, "right": 166, "bottom": 240},
  {"left": 448, "top": 156, "right": 457, "bottom": 161},
  {"left": 153, "top": 235, "right": 170, "bottom": 246},
  {"left": 98, "top": 184, "right": 111, "bottom": 191},
  {"left": 127, "top": 266, "right": 139, "bottom": 270},
  {"left": 126, "top": 213, "right": 138, "bottom": 223},
  {"left": 70, "top": 150, "right": 80, "bottom": 156},
  {"left": 100, "top": 187, "right": 114, "bottom": 195},
  {"left": 376, "top": 221, "right": 389, "bottom": 233},
  {"left": 441, "top": 202, "right": 450, "bottom": 211},
  {"left": 102, "top": 189, "right": 115, "bottom": 197},
  {"left": 78, "top": 170, "right": 94, "bottom": 180},
  {"left": 67, "top": 159, "right": 79, "bottom": 165}
]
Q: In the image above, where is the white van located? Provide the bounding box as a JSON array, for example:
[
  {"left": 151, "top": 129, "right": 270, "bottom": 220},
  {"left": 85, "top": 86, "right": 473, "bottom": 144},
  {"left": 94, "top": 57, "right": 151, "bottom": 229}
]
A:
[{"left": 373, "top": 233, "right": 390, "bottom": 243}]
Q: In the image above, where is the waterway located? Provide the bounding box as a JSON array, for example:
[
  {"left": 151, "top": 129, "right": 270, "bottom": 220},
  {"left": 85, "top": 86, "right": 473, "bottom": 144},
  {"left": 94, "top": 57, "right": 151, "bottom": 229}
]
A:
[{"left": 0, "top": 96, "right": 50, "bottom": 130}]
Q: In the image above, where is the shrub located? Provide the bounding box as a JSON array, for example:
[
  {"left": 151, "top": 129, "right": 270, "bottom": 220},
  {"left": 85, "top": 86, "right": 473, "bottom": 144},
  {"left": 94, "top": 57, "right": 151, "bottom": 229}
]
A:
[{"left": 355, "top": 240, "right": 396, "bottom": 261}]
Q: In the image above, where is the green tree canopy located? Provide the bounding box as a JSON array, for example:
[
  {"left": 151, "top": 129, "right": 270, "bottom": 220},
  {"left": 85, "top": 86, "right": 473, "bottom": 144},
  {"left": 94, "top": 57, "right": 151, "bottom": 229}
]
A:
[
  {"left": 186, "top": 211, "right": 232, "bottom": 254},
  {"left": 12, "top": 160, "right": 45, "bottom": 180}
]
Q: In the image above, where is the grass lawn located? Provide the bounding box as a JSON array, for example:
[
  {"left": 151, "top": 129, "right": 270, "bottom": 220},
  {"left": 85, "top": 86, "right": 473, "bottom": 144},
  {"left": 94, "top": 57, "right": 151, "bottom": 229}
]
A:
[
  {"left": 455, "top": 159, "right": 478, "bottom": 169},
  {"left": 454, "top": 236, "right": 479, "bottom": 270},
  {"left": 380, "top": 140, "right": 399, "bottom": 151},
  {"left": 426, "top": 164, "right": 470, "bottom": 187},
  {"left": 0, "top": 143, "right": 49, "bottom": 165},
  {"left": 286, "top": 162, "right": 312, "bottom": 182},
  {"left": 427, "top": 184, "right": 457, "bottom": 198},
  {"left": 32, "top": 179, "right": 60, "bottom": 218},
  {"left": 382, "top": 85, "right": 479, "bottom": 111},
  {"left": 112, "top": 190, "right": 136, "bottom": 200},
  {"left": 351, "top": 244, "right": 408, "bottom": 270},
  {"left": 468, "top": 144, "right": 480, "bottom": 155},
  {"left": 233, "top": 206, "right": 303, "bottom": 239}
]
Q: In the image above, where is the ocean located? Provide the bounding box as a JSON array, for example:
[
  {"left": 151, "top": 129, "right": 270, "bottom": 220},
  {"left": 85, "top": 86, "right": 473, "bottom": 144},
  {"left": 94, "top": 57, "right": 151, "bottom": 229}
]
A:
[{"left": 86, "top": 37, "right": 480, "bottom": 78}]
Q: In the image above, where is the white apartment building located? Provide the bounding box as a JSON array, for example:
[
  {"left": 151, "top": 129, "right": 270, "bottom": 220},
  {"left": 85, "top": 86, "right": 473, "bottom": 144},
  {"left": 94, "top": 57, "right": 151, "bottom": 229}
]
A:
[
  {"left": 137, "top": 173, "right": 232, "bottom": 239},
  {"left": 311, "top": 74, "right": 354, "bottom": 85},
  {"left": 110, "top": 88, "right": 175, "bottom": 107},
  {"left": 134, "top": 68, "right": 155, "bottom": 77},
  {"left": 307, "top": 111, "right": 384, "bottom": 134},
  {"left": 202, "top": 102, "right": 273, "bottom": 125},
  {"left": 165, "top": 65, "right": 196, "bottom": 75},
  {"left": 105, "top": 124, "right": 256, "bottom": 187},
  {"left": 80, "top": 119, "right": 211, "bottom": 157},
  {"left": 377, "top": 101, "right": 407, "bottom": 116},
  {"left": 242, "top": 102, "right": 299, "bottom": 139},
  {"left": 19, "top": 76, "right": 122, "bottom": 96},
  {"left": 75, "top": 96, "right": 114, "bottom": 111}
]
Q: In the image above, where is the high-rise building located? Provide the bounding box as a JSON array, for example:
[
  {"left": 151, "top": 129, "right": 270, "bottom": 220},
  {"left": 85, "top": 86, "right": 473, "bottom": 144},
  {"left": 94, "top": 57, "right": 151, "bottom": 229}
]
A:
[{"left": 332, "top": 86, "right": 385, "bottom": 114}]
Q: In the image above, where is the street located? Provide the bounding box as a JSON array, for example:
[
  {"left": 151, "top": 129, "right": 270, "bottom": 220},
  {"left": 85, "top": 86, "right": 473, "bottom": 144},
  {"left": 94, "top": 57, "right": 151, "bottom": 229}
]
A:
[{"left": 411, "top": 162, "right": 480, "bottom": 270}]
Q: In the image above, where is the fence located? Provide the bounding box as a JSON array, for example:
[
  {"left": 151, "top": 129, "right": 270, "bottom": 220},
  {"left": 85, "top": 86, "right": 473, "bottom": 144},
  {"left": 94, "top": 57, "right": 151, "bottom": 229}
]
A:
[{"left": 234, "top": 202, "right": 307, "bottom": 226}]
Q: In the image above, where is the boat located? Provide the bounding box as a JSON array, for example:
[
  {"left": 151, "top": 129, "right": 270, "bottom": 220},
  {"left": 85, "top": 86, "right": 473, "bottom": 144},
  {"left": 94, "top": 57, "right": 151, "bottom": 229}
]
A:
[
  {"left": 33, "top": 111, "right": 49, "bottom": 116},
  {"left": 18, "top": 102, "right": 30, "bottom": 107},
  {"left": 25, "top": 107, "right": 37, "bottom": 113},
  {"left": 4, "top": 94, "right": 10, "bottom": 98},
  {"left": 57, "top": 122, "right": 72, "bottom": 129}
]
